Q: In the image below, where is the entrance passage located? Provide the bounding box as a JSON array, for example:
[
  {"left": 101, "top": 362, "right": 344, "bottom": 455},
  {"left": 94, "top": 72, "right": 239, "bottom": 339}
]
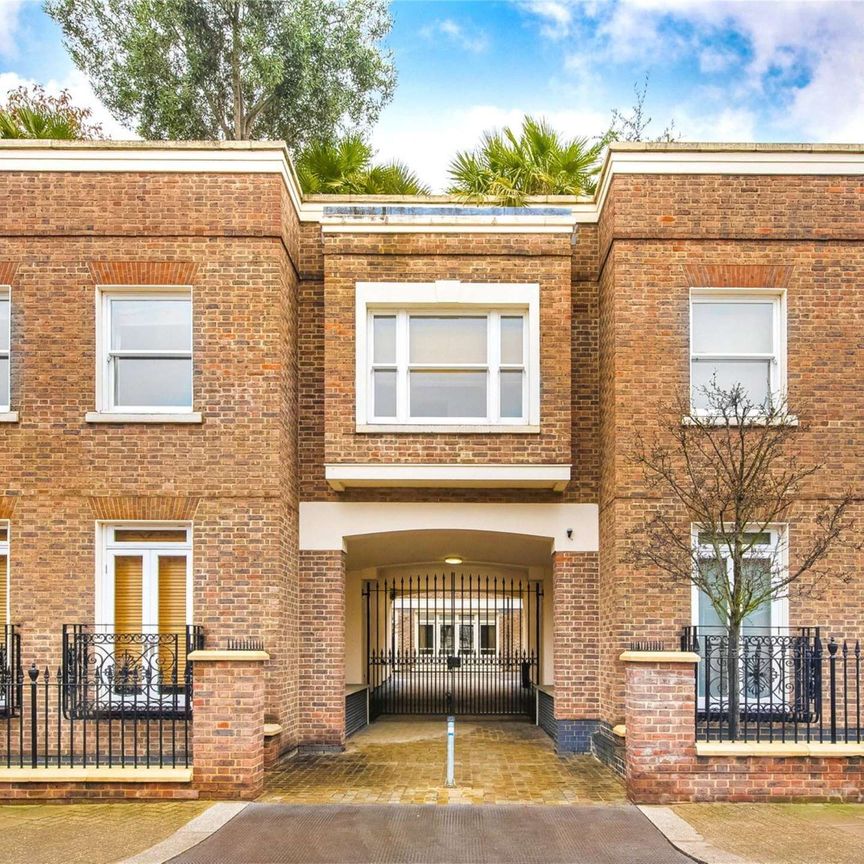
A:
[{"left": 364, "top": 572, "right": 542, "bottom": 718}]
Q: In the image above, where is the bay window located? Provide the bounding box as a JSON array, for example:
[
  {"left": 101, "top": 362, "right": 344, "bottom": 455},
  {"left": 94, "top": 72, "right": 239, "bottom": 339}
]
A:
[{"left": 357, "top": 282, "right": 540, "bottom": 429}]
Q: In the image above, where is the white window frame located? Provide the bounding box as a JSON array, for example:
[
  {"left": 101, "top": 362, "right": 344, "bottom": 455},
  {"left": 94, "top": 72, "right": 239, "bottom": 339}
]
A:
[
  {"left": 96, "top": 286, "right": 194, "bottom": 415},
  {"left": 0, "top": 287, "right": 10, "bottom": 412},
  {"left": 689, "top": 524, "right": 789, "bottom": 634},
  {"left": 689, "top": 288, "right": 786, "bottom": 416},
  {"left": 0, "top": 520, "right": 9, "bottom": 628},
  {"left": 95, "top": 521, "right": 193, "bottom": 634},
  {"left": 356, "top": 281, "right": 540, "bottom": 431}
]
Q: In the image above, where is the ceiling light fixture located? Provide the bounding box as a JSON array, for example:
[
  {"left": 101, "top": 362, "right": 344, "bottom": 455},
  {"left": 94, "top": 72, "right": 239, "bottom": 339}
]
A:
[{"left": 444, "top": 556, "right": 463, "bottom": 565}]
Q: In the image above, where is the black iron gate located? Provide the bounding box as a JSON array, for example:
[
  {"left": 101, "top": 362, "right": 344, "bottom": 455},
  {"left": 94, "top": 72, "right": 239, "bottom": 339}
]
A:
[{"left": 364, "top": 572, "right": 542, "bottom": 718}]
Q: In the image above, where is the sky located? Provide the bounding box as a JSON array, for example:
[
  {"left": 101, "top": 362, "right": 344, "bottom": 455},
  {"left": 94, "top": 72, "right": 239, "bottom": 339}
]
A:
[{"left": 1, "top": 0, "right": 864, "bottom": 191}]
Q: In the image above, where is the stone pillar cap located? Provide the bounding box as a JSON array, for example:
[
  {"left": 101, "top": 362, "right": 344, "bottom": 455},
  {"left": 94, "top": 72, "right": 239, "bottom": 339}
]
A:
[
  {"left": 619, "top": 650, "right": 700, "bottom": 663},
  {"left": 188, "top": 649, "right": 270, "bottom": 662}
]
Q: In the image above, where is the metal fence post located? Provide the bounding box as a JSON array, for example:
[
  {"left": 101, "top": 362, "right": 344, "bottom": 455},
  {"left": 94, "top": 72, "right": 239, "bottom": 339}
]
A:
[
  {"left": 828, "top": 638, "right": 838, "bottom": 744},
  {"left": 28, "top": 662, "right": 38, "bottom": 768}
]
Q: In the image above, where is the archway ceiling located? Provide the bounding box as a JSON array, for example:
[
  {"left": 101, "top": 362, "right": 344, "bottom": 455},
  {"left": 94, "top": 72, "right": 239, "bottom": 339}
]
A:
[{"left": 345, "top": 528, "right": 553, "bottom": 571}]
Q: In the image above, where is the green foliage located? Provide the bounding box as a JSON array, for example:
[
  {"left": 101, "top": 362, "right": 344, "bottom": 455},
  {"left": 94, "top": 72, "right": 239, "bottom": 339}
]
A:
[
  {"left": 447, "top": 115, "right": 604, "bottom": 206},
  {"left": 44, "top": 0, "right": 396, "bottom": 149},
  {"left": 0, "top": 85, "right": 104, "bottom": 139},
  {"left": 296, "top": 134, "right": 430, "bottom": 195}
]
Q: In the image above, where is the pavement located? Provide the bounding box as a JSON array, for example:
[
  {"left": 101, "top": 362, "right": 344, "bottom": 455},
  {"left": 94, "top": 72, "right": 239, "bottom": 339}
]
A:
[
  {"left": 262, "top": 718, "right": 626, "bottom": 805},
  {"left": 0, "top": 800, "right": 210, "bottom": 864},
  {"left": 166, "top": 802, "right": 695, "bottom": 864}
]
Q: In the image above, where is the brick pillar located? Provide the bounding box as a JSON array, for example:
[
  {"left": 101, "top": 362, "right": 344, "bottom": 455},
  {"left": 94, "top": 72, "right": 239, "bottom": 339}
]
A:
[
  {"left": 190, "top": 649, "right": 269, "bottom": 800},
  {"left": 299, "top": 549, "right": 345, "bottom": 749},
  {"left": 552, "top": 551, "right": 599, "bottom": 752},
  {"left": 621, "top": 650, "right": 699, "bottom": 803}
]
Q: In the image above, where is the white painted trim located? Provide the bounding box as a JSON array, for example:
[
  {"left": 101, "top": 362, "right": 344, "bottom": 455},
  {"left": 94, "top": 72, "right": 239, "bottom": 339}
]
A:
[
  {"left": 85, "top": 412, "right": 203, "bottom": 424},
  {"left": 325, "top": 463, "right": 570, "bottom": 491},
  {"left": 0, "top": 520, "right": 8, "bottom": 629},
  {"left": 96, "top": 521, "right": 193, "bottom": 634},
  {"left": 5, "top": 143, "right": 864, "bottom": 229},
  {"left": 0, "top": 286, "right": 10, "bottom": 413},
  {"left": 355, "top": 423, "right": 540, "bottom": 434},
  {"left": 355, "top": 281, "right": 540, "bottom": 429},
  {"left": 689, "top": 288, "right": 787, "bottom": 415},
  {"left": 0, "top": 767, "right": 193, "bottom": 783},
  {"left": 299, "top": 501, "right": 598, "bottom": 553},
  {"left": 96, "top": 287, "right": 194, "bottom": 414},
  {"left": 0, "top": 412, "right": 17, "bottom": 423}
]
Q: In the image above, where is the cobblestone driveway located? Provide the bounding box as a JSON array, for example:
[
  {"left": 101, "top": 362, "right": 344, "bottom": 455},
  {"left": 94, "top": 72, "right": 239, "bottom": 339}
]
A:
[{"left": 262, "top": 718, "right": 626, "bottom": 805}]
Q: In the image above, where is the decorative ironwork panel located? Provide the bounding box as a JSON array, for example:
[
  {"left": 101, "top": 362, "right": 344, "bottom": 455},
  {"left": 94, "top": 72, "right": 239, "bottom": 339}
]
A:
[{"left": 364, "top": 573, "right": 542, "bottom": 718}]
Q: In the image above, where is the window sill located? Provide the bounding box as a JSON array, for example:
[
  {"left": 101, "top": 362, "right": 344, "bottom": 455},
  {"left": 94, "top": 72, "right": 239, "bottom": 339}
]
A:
[
  {"left": 85, "top": 411, "right": 203, "bottom": 424},
  {"left": 681, "top": 414, "right": 798, "bottom": 427},
  {"left": 325, "top": 463, "right": 570, "bottom": 491},
  {"left": 0, "top": 411, "right": 18, "bottom": 423},
  {"left": 356, "top": 423, "right": 540, "bottom": 434}
]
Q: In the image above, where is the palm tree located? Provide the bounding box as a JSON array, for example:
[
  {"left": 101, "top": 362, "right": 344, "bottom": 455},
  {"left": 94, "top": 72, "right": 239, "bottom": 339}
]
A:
[
  {"left": 448, "top": 115, "right": 605, "bottom": 206},
  {"left": 296, "top": 134, "right": 430, "bottom": 195},
  {"left": 0, "top": 85, "right": 103, "bottom": 139}
]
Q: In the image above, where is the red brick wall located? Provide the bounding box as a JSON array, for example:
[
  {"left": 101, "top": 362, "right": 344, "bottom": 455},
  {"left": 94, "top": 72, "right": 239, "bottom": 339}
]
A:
[
  {"left": 624, "top": 656, "right": 864, "bottom": 803},
  {"left": 552, "top": 551, "right": 599, "bottom": 721},
  {"left": 598, "top": 175, "right": 864, "bottom": 725},
  {"left": 298, "top": 549, "right": 345, "bottom": 748},
  {"left": 0, "top": 171, "right": 301, "bottom": 750},
  {"left": 193, "top": 656, "right": 266, "bottom": 799}
]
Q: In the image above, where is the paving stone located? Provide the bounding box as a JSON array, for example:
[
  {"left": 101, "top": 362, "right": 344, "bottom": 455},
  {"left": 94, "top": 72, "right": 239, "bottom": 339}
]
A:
[
  {"left": 262, "top": 719, "right": 626, "bottom": 805},
  {"left": 0, "top": 800, "right": 209, "bottom": 864}
]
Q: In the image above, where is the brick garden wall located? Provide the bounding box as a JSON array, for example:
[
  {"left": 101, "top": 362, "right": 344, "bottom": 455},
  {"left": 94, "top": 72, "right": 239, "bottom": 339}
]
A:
[{"left": 624, "top": 655, "right": 864, "bottom": 803}]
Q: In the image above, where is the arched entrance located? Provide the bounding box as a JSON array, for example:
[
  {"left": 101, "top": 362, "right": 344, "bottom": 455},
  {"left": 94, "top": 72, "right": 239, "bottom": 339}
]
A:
[{"left": 344, "top": 528, "right": 554, "bottom": 723}]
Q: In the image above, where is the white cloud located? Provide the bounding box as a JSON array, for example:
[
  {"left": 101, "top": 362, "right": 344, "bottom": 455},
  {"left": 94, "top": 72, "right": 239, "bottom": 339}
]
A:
[
  {"left": 521, "top": 1, "right": 575, "bottom": 39},
  {"left": 372, "top": 103, "right": 611, "bottom": 192},
  {"left": 421, "top": 18, "right": 489, "bottom": 54},
  {"left": 0, "top": 0, "right": 23, "bottom": 58},
  {"left": 0, "top": 69, "right": 134, "bottom": 138},
  {"left": 521, "top": 1, "right": 864, "bottom": 144}
]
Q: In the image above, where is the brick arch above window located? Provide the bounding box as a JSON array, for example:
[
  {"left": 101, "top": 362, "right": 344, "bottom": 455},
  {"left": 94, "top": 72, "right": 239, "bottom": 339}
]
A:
[
  {"left": 683, "top": 264, "right": 793, "bottom": 289},
  {"left": 88, "top": 261, "right": 198, "bottom": 286},
  {"left": 0, "top": 264, "right": 18, "bottom": 285},
  {"left": 87, "top": 496, "right": 200, "bottom": 521}
]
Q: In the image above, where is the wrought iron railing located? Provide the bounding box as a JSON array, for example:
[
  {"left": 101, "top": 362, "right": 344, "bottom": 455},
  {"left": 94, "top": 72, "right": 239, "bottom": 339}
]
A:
[
  {"left": 3, "top": 659, "right": 193, "bottom": 769},
  {"left": 0, "top": 624, "right": 21, "bottom": 716},
  {"left": 682, "top": 625, "right": 862, "bottom": 743},
  {"left": 62, "top": 624, "right": 204, "bottom": 719}
]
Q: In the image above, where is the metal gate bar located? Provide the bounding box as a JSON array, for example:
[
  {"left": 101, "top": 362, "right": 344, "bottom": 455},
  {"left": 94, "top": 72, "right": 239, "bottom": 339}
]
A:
[{"left": 364, "top": 572, "right": 541, "bottom": 718}]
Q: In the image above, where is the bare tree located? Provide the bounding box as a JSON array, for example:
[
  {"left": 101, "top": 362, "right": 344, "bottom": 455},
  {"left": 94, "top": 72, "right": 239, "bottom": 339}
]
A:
[
  {"left": 608, "top": 73, "right": 679, "bottom": 143},
  {"left": 627, "top": 379, "right": 856, "bottom": 738}
]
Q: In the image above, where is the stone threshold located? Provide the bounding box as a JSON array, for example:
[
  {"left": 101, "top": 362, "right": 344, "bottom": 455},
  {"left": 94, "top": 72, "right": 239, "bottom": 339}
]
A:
[
  {"left": 696, "top": 741, "right": 864, "bottom": 757},
  {"left": 0, "top": 767, "right": 193, "bottom": 783}
]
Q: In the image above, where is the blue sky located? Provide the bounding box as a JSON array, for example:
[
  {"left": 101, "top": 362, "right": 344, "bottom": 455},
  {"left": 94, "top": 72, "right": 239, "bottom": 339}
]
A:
[{"left": 2, "top": 1, "right": 863, "bottom": 190}]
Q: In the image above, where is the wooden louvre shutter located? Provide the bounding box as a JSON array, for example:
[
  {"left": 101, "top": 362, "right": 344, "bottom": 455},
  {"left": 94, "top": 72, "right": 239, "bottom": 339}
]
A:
[
  {"left": 158, "top": 555, "right": 187, "bottom": 683},
  {"left": 114, "top": 555, "right": 143, "bottom": 673},
  {"left": 0, "top": 555, "right": 7, "bottom": 629}
]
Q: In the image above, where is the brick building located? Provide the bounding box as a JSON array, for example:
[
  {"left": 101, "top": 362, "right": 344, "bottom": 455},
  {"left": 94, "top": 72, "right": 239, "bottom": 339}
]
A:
[{"left": 0, "top": 141, "right": 861, "bottom": 782}]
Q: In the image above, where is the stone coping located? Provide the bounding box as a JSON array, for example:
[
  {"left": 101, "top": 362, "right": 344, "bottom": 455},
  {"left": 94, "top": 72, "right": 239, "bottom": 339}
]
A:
[
  {"left": 345, "top": 684, "right": 369, "bottom": 696},
  {"left": 612, "top": 725, "right": 626, "bottom": 739},
  {"left": 536, "top": 684, "right": 555, "bottom": 696},
  {"left": 697, "top": 741, "right": 864, "bottom": 758},
  {"left": 188, "top": 650, "right": 270, "bottom": 662},
  {"left": 263, "top": 723, "right": 283, "bottom": 738},
  {"left": 619, "top": 651, "right": 700, "bottom": 664},
  {"left": 0, "top": 767, "right": 193, "bottom": 783}
]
